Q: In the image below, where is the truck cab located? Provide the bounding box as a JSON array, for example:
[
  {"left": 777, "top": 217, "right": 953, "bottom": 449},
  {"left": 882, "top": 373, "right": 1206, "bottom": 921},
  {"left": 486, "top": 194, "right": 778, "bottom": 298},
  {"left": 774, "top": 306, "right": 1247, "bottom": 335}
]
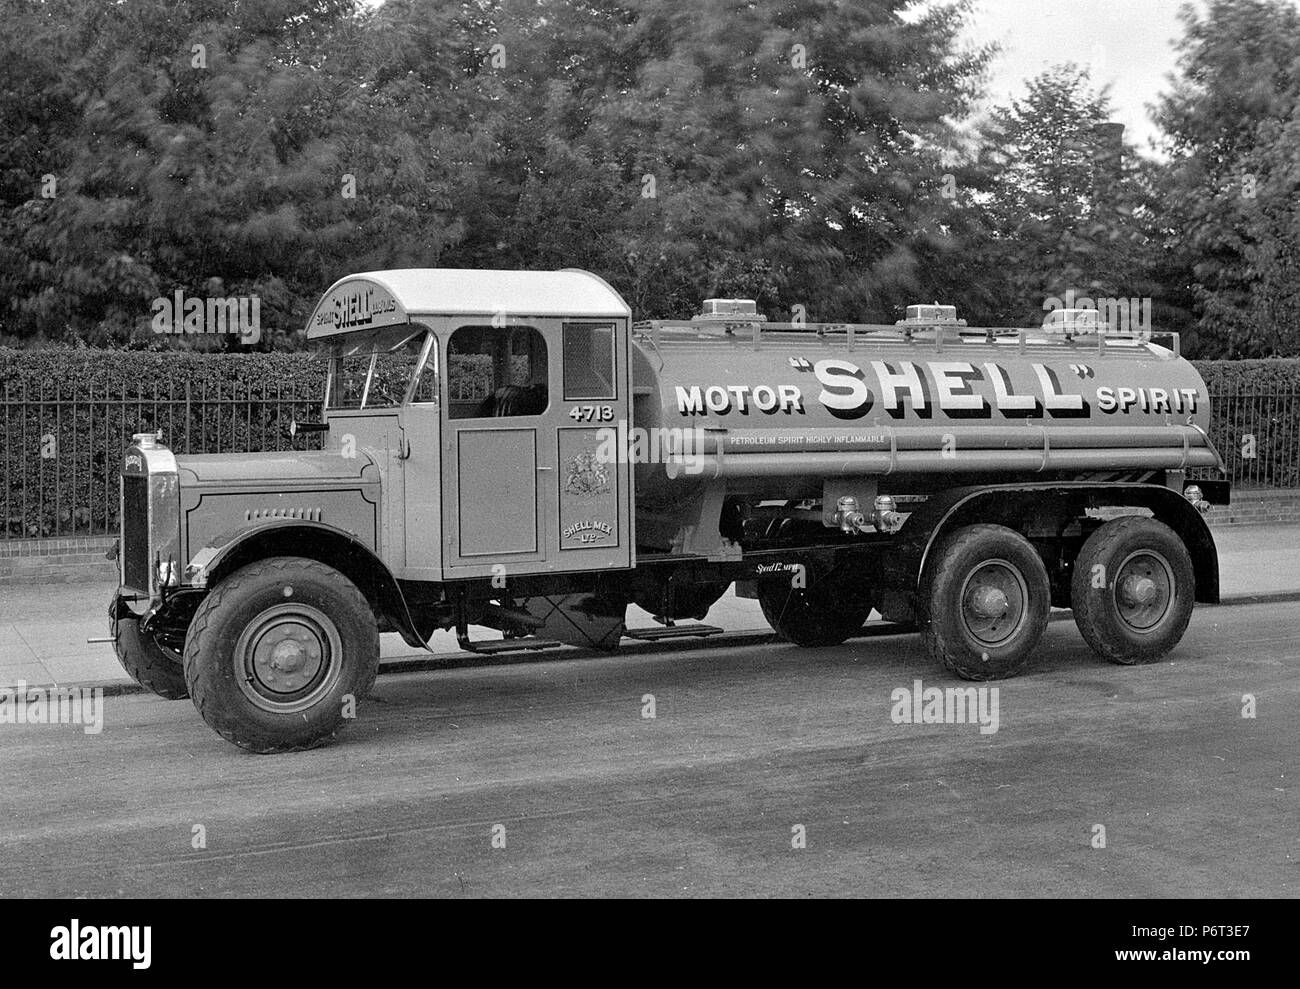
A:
[
  {"left": 305, "top": 269, "right": 635, "bottom": 580},
  {"left": 111, "top": 269, "right": 639, "bottom": 750}
]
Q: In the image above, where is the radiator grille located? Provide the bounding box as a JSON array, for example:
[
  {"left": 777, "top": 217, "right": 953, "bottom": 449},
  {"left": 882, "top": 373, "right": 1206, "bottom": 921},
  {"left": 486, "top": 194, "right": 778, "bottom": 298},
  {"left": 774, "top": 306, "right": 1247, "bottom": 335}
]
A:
[{"left": 121, "top": 475, "right": 150, "bottom": 590}]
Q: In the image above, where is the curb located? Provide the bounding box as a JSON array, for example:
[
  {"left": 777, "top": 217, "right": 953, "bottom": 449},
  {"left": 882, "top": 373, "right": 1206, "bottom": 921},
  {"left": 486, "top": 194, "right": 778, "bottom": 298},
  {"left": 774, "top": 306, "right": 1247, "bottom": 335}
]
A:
[
  {"left": 10, "top": 589, "right": 1300, "bottom": 698},
  {"left": 1207, "top": 590, "right": 1300, "bottom": 608}
]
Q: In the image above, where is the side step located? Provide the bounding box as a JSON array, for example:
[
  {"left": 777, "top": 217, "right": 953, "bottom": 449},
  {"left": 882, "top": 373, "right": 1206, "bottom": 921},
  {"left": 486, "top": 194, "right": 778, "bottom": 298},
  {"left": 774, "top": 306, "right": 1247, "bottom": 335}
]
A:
[
  {"left": 456, "top": 633, "right": 564, "bottom": 655},
  {"left": 624, "top": 623, "right": 725, "bottom": 642}
]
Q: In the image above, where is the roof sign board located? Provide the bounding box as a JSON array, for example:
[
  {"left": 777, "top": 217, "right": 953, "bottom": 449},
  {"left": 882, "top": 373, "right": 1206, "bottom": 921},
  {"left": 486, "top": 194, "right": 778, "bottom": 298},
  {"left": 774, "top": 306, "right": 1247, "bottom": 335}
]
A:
[
  {"left": 307, "top": 278, "right": 406, "bottom": 338},
  {"left": 305, "top": 268, "right": 631, "bottom": 339}
]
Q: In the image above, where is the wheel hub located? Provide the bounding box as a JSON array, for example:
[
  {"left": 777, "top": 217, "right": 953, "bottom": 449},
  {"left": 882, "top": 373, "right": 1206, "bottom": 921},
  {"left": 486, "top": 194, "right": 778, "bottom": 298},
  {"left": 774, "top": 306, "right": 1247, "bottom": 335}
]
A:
[
  {"left": 234, "top": 604, "right": 342, "bottom": 713},
  {"left": 254, "top": 622, "right": 323, "bottom": 691},
  {"left": 1114, "top": 551, "right": 1174, "bottom": 631},
  {"left": 959, "top": 560, "right": 1028, "bottom": 647},
  {"left": 969, "top": 586, "right": 1009, "bottom": 618},
  {"left": 1119, "top": 575, "right": 1159, "bottom": 607}
]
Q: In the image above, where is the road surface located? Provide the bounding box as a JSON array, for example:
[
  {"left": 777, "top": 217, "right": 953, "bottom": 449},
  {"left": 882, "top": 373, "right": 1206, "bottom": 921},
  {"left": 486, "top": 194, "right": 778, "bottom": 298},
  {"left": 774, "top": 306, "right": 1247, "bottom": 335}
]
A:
[{"left": 1, "top": 602, "right": 1296, "bottom": 897}]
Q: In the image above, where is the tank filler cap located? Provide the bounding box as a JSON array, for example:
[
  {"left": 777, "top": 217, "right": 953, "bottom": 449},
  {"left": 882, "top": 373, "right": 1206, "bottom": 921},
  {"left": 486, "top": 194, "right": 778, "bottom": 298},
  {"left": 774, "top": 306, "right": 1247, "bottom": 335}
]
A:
[
  {"left": 692, "top": 299, "right": 767, "bottom": 324},
  {"left": 1042, "top": 308, "right": 1101, "bottom": 337},
  {"left": 901, "top": 303, "right": 960, "bottom": 324}
]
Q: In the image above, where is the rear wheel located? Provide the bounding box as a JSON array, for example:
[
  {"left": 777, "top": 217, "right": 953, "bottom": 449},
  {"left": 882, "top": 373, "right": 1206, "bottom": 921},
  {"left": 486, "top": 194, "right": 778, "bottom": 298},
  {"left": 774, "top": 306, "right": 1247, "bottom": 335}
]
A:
[
  {"left": 1070, "top": 516, "right": 1195, "bottom": 664},
  {"left": 113, "top": 614, "right": 189, "bottom": 700},
  {"left": 921, "top": 524, "right": 1050, "bottom": 681},
  {"left": 184, "top": 557, "right": 380, "bottom": 753},
  {"left": 757, "top": 576, "right": 872, "bottom": 647}
]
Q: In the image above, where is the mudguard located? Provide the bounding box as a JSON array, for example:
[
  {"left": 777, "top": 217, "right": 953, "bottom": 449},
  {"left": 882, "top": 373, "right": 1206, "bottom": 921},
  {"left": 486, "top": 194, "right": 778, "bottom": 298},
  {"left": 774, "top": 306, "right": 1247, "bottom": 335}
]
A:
[{"left": 184, "top": 518, "right": 433, "bottom": 648}]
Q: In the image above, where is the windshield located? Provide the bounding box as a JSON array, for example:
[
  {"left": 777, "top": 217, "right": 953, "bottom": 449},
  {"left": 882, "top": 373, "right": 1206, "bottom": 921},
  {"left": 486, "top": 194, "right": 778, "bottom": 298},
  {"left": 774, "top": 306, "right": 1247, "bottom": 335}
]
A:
[{"left": 324, "top": 326, "right": 437, "bottom": 410}]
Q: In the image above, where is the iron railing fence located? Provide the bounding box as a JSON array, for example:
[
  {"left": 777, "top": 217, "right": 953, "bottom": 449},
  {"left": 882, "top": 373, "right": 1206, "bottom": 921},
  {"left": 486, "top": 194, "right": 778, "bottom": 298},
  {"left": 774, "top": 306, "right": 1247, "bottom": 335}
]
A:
[
  {"left": 1, "top": 382, "right": 1296, "bottom": 539},
  {"left": 1188, "top": 391, "right": 1300, "bottom": 490},
  {"left": 2, "top": 378, "right": 324, "bottom": 539}
]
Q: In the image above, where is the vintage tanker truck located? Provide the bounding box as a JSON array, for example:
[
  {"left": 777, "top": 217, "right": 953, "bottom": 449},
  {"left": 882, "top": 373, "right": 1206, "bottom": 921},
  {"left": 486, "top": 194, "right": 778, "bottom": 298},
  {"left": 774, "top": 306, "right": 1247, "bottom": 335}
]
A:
[{"left": 109, "top": 269, "right": 1229, "bottom": 751}]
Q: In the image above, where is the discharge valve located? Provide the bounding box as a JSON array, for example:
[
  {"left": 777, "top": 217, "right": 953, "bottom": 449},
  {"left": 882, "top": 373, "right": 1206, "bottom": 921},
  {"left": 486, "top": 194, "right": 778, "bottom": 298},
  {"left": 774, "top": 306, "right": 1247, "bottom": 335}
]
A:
[{"left": 835, "top": 495, "right": 905, "bottom": 535}]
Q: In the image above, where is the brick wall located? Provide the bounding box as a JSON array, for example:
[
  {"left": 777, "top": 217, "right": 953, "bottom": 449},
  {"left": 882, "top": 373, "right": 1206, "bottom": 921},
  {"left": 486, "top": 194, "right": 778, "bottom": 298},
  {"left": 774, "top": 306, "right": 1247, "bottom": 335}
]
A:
[
  {"left": 0, "top": 489, "right": 1296, "bottom": 585},
  {"left": 1204, "top": 488, "right": 1300, "bottom": 527},
  {"left": 0, "top": 535, "right": 118, "bottom": 585}
]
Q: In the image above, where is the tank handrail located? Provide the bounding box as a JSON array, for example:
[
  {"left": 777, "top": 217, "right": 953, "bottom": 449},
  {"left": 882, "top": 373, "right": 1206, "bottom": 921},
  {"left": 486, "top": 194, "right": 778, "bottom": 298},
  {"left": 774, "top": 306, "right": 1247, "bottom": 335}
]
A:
[
  {"left": 631, "top": 326, "right": 667, "bottom": 372},
  {"left": 633, "top": 319, "right": 1172, "bottom": 353}
]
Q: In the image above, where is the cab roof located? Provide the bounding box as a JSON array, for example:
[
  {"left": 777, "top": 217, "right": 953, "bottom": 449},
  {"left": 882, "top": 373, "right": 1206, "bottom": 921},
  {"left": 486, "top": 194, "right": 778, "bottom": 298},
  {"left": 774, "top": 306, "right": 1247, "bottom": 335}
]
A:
[{"left": 305, "top": 268, "right": 631, "bottom": 339}]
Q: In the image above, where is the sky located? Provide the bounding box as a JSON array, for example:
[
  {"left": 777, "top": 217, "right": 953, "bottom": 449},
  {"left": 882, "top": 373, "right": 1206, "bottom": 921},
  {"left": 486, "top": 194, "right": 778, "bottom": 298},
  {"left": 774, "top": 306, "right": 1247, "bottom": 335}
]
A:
[{"left": 953, "top": 0, "right": 1195, "bottom": 155}]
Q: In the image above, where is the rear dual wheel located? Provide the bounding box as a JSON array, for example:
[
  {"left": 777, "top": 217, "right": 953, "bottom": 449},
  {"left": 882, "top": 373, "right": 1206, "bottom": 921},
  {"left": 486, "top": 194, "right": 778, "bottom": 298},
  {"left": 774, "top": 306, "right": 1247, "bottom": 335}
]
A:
[
  {"left": 920, "top": 518, "right": 1196, "bottom": 681},
  {"left": 1070, "top": 517, "right": 1194, "bottom": 665},
  {"left": 920, "top": 524, "right": 1051, "bottom": 681}
]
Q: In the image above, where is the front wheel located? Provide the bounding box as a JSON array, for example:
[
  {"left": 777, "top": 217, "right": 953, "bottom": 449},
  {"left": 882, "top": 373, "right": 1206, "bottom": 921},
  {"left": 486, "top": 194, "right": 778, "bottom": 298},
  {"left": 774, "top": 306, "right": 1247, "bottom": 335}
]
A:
[
  {"left": 921, "top": 524, "right": 1051, "bottom": 681},
  {"left": 1070, "top": 516, "right": 1195, "bottom": 665},
  {"left": 184, "top": 557, "right": 380, "bottom": 753}
]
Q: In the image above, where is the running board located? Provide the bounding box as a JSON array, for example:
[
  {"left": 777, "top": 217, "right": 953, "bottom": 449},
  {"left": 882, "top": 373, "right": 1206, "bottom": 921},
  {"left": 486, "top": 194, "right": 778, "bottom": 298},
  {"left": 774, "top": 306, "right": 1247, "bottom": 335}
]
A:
[
  {"left": 624, "top": 624, "right": 725, "bottom": 642},
  {"left": 457, "top": 634, "right": 564, "bottom": 655}
]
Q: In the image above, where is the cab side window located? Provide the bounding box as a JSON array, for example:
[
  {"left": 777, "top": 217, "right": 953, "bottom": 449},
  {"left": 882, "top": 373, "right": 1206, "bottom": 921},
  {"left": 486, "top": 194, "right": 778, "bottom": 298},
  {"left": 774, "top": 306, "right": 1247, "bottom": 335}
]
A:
[
  {"left": 562, "top": 322, "right": 616, "bottom": 400},
  {"left": 447, "top": 325, "right": 548, "bottom": 419}
]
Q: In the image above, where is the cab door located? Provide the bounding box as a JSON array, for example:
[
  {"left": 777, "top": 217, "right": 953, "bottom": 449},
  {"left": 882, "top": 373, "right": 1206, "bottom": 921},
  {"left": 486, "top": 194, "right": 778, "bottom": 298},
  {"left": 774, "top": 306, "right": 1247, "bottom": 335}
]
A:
[
  {"left": 442, "top": 322, "right": 556, "bottom": 576},
  {"left": 553, "top": 319, "right": 632, "bottom": 570},
  {"left": 441, "top": 318, "right": 632, "bottom": 577}
]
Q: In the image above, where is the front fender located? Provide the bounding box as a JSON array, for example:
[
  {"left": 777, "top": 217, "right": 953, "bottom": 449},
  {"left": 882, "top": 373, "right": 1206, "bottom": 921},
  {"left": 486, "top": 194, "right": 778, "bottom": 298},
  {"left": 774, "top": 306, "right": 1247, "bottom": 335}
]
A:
[{"left": 184, "top": 518, "right": 433, "bottom": 649}]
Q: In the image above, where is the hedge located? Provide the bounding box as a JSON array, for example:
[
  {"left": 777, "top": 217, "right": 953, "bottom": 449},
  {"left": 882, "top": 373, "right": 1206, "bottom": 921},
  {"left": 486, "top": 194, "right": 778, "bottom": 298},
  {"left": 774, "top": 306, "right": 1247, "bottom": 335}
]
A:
[
  {"left": 1193, "top": 358, "right": 1300, "bottom": 391},
  {"left": 0, "top": 350, "right": 325, "bottom": 537},
  {"left": 2, "top": 350, "right": 1299, "bottom": 538},
  {"left": 6, "top": 351, "right": 1294, "bottom": 404}
]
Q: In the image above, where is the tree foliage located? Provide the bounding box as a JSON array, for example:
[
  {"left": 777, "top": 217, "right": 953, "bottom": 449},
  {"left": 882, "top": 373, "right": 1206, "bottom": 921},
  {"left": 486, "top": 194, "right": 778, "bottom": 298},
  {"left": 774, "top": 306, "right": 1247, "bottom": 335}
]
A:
[
  {"left": 1154, "top": 0, "right": 1300, "bottom": 357},
  {"left": 0, "top": 0, "right": 994, "bottom": 344},
  {"left": 948, "top": 66, "right": 1186, "bottom": 331},
  {"left": 1, "top": 0, "right": 1299, "bottom": 357}
]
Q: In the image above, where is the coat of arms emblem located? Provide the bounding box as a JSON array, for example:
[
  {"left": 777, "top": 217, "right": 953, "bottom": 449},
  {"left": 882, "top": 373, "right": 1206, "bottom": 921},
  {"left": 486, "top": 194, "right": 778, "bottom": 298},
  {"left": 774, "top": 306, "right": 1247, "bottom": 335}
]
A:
[{"left": 564, "top": 450, "right": 611, "bottom": 498}]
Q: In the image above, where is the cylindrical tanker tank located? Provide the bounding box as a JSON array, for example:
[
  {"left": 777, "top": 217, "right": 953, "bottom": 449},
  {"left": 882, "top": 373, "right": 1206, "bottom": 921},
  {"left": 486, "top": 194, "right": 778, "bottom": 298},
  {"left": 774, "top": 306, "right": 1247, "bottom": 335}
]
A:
[{"left": 630, "top": 321, "right": 1220, "bottom": 502}]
